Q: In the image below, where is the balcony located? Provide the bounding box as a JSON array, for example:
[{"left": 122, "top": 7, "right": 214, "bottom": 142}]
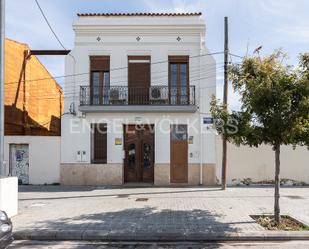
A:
[{"left": 79, "top": 85, "right": 197, "bottom": 113}]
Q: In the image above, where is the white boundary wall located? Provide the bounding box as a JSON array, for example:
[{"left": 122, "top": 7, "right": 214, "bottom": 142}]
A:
[
  {"left": 0, "top": 177, "right": 18, "bottom": 217},
  {"left": 3, "top": 136, "right": 60, "bottom": 184},
  {"left": 216, "top": 137, "right": 309, "bottom": 185}
]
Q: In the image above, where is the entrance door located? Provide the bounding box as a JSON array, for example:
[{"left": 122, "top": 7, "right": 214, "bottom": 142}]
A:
[
  {"left": 124, "top": 125, "right": 154, "bottom": 183},
  {"left": 128, "top": 56, "right": 151, "bottom": 105},
  {"left": 170, "top": 125, "right": 188, "bottom": 183},
  {"left": 9, "top": 144, "right": 29, "bottom": 184}
]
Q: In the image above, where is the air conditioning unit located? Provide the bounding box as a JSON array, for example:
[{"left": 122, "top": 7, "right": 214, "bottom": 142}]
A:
[{"left": 150, "top": 88, "right": 161, "bottom": 99}]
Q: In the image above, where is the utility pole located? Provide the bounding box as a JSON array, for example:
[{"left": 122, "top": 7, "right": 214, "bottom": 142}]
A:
[
  {"left": 221, "top": 16, "right": 229, "bottom": 190},
  {"left": 0, "top": 0, "right": 5, "bottom": 176}
]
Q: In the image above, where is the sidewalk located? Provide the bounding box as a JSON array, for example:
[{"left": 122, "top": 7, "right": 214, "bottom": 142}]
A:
[{"left": 12, "top": 186, "right": 309, "bottom": 241}]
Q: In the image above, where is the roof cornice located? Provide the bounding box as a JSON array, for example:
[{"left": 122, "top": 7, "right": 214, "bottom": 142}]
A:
[{"left": 77, "top": 12, "right": 202, "bottom": 17}]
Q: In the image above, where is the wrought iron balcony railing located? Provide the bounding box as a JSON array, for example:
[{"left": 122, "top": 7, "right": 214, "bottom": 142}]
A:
[{"left": 80, "top": 85, "right": 196, "bottom": 106}]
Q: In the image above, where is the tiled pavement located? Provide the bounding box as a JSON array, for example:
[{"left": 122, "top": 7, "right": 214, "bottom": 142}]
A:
[{"left": 12, "top": 186, "right": 309, "bottom": 240}]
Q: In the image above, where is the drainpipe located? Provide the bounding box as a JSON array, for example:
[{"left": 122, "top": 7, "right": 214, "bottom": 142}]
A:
[
  {"left": 199, "top": 31, "right": 203, "bottom": 185},
  {"left": 68, "top": 53, "right": 76, "bottom": 115}
]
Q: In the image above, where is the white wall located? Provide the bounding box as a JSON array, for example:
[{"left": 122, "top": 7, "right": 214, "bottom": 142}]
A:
[
  {"left": 4, "top": 136, "right": 61, "bottom": 184},
  {"left": 61, "top": 15, "right": 217, "bottom": 166},
  {"left": 216, "top": 137, "right": 309, "bottom": 184},
  {"left": 0, "top": 177, "right": 18, "bottom": 217},
  {"left": 61, "top": 113, "right": 217, "bottom": 165}
]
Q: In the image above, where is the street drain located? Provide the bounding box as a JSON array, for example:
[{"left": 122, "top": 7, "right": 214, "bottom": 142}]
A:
[
  {"left": 135, "top": 198, "right": 148, "bottom": 202},
  {"left": 117, "top": 194, "right": 129, "bottom": 198},
  {"left": 285, "top": 195, "right": 305, "bottom": 200}
]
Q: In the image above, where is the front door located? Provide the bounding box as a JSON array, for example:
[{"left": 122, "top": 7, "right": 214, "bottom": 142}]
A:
[
  {"left": 170, "top": 125, "right": 188, "bottom": 183},
  {"left": 124, "top": 124, "right": 154, "bottom": 183},
  {"left": 9, "top": 144, "right": 29, "bottom": 184}
]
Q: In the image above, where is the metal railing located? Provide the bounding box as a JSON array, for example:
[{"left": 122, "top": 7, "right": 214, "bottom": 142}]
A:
[{"left": 80, "top": 85, "right": 196, "bottom": 106}]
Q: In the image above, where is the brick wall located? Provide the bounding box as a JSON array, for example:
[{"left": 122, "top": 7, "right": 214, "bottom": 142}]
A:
[{"left": 4, "top": 38, "right": 63, "bottom": 136}]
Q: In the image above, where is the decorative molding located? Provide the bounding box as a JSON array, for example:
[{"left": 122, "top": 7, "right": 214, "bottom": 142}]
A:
[
  {"left": 74, "top": 42, "right": 200, "bottom": 47},
  {"left": 73, "top": 25, "right": 205, "bottom": 35}
]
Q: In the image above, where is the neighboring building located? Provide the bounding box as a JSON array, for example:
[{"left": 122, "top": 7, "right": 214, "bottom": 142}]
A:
[
  {"left": 61, "top": 12, "right": 217, "bottom": 185},
  {"left": 3, "top": 38, "right": 63, "bottom": 184}
]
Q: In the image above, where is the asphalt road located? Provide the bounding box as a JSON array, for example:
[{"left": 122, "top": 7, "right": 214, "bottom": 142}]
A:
[{"left": 7, "top": 240, "right": 309, "bottom": 249}]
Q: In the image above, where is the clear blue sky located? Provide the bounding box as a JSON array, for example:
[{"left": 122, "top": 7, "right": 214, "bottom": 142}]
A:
[{"left": 6, "top": 0, "right": 309, "bottom": 109}]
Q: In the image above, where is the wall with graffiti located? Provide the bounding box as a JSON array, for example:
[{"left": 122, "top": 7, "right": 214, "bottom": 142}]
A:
[
  {"left": 4, "top": 136, "right": 60, "bottom": 184},
  {"left": 10, "top": 144, "right": 29, "bottom": 184}
]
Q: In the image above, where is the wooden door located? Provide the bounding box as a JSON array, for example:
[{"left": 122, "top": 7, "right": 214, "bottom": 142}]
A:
[
  {"left": 170, "top": 125, "right": 188, "bottom": 183},
  {"left": 128, "top": 56, "right": 150, "bottom": 105},
  {"left": 141, "top": 126, "right": 154, "bottom": 182},
  {"left": 124, "top": 124, "right": 154, "bottom": 183}
]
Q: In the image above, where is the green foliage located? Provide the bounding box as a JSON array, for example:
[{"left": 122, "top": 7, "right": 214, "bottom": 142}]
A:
[{"left": 211, "top": 51, "right": 309, "bottom": 149}]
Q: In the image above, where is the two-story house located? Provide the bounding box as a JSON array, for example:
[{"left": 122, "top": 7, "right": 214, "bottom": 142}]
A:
[{"left": 61, "top": 12, "right": 217, "bottom": 186}]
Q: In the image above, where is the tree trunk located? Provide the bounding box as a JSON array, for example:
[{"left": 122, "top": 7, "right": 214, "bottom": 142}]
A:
[{"left": 274, "top": 144, "right": 281, "bottom": 224}]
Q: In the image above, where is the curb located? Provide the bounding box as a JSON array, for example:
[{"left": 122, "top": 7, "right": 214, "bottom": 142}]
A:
[{"left": 13, "top": 230, "right": 309, "bottom": 242}]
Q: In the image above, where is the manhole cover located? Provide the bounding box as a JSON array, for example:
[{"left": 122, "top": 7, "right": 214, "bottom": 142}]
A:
[{"left": 135, "top": 198, "right": 148, "bottom": 202}]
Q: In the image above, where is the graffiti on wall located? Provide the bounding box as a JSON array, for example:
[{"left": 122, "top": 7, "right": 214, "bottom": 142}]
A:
[{"left": 10, "top": 144, "right": 29, "bottom": 184}]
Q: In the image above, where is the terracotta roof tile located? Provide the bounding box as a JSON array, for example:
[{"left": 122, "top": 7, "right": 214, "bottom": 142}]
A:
[{"left": 77, "top": 12, "right": 202, "bottom": 17}]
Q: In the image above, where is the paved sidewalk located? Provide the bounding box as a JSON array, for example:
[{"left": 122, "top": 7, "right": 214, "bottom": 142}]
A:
[
  {"left": 9, "top": 240, "right": 309, "bottom": 249},
  {"left": 12, "top": 186, "right": 309, "bottom": 241}
]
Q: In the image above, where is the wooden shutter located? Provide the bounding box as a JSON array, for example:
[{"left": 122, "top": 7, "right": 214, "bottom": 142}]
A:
[
  {"left": 92, "top": 123, "right": 107, "bottom": 163},
  {"left": 128, "top": 56, "right": 151, "bottom": 104},
  {"left": 168, "top": 55, "right": 189, "bottom": 63},
  {"left": 90, "top": 56, "right": 110, "bottom": 71}
]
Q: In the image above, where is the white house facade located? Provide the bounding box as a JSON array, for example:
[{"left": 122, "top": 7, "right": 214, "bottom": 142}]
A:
[{"left": 60, "top": 12, "right": 217, "bottom": 186}]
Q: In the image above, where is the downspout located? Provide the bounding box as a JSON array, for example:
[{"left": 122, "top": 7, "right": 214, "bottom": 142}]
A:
[
  {"left": 199, "top": 31, "right": 203, "bottom": 185},
  {"left": 68, "top": 53, "right": 76, "bottom": 115}
]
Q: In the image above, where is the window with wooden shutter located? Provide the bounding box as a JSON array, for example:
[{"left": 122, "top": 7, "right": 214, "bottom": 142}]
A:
[
  {"left": 168, "top": 56, "right": 189, "bottom": 105},
  {"left": 91, "top": 123, "right": 107, "bottom": 164},
  {"left": 90, "top": 56, "right": 110, "bottom": 105}
]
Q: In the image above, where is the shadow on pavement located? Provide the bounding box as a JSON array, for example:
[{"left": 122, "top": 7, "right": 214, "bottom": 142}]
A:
[{"left": 16, "top": 207, "right": 238, "bottom": 246}]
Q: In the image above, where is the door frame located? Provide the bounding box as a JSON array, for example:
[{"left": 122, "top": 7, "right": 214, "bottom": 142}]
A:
[{"left": 123, "top": 124, "right": 155, "bottom": 183}]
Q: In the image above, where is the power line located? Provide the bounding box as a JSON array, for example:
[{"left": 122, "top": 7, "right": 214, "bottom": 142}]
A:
[
  {"left": 13, "top": 65, "right": 223, "bottom": 93},
  {"left": 34, "top": 0, "right": 66, "bottom": 50},
  {"left": 4, "top": 62, "right": 223, "bottom": 90},
  {"left": 5, "top": 51, "right": 224, "bottom": 85},
  {"left": 39, "top": 112, "right": 70, "bottom": 127},
  {"left": 229, "top": 53, "right": 244, "bottom": 59},
  {"left": 4, "top": 64, "right": 223, "bottom": 100}
]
